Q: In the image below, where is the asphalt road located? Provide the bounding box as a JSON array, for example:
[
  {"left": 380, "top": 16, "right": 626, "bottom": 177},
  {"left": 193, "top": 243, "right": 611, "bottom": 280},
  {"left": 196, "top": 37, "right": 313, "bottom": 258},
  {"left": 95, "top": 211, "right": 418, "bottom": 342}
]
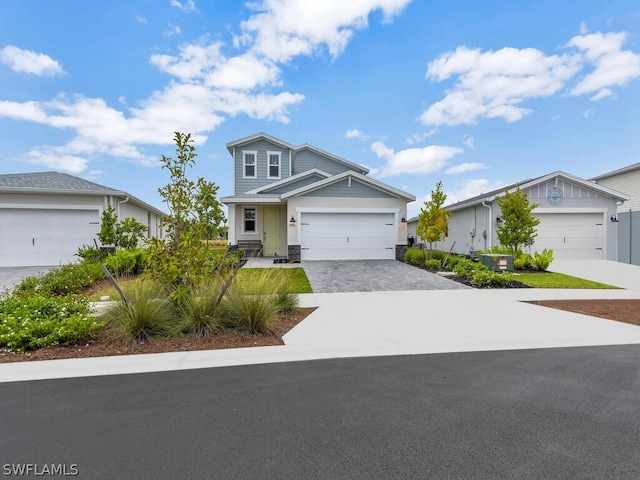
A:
[{"left": 1, "top": 345, "right": 639, "bottom": 479}]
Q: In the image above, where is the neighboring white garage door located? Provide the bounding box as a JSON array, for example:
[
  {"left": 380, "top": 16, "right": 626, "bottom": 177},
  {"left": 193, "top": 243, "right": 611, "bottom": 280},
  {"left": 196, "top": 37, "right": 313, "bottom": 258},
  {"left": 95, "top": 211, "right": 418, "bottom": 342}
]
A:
[
  {"left": 300, "top": 212, "right": 396, "bottom": 260},
  {"left": 0, "top": 208, "right": 100, "bottom": 267},
  {"left": 532, "top": 212, "right": 604, "bottom": 259}
]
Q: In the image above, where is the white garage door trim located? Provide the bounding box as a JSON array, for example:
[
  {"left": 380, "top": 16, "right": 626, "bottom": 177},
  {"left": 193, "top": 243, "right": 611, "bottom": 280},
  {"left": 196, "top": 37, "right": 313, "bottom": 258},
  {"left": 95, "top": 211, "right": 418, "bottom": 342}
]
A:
[
  {"left": 532, "top": 209, "right": 606, "bottom": 259},
  {"left": 299, "top": 211, "right": 397, "bottom": 260},
  {"left": 0, "top": 207, "right": 101, "bottom": 267}
]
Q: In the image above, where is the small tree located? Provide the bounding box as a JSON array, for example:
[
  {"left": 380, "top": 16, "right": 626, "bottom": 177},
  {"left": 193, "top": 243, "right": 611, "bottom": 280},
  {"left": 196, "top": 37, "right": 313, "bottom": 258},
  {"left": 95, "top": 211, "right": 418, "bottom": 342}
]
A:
[
  {"left": 496, "top": 187, "right": 540, "bottom": 255},
  {"left": 97, "top": 205, "right": 147, "bottom": 250},
  {"left": 416, "top": 181, "right": 452, "bottom": 250},
  {"left": 98, "top": 206, "right": 118, "bottom": 246}
]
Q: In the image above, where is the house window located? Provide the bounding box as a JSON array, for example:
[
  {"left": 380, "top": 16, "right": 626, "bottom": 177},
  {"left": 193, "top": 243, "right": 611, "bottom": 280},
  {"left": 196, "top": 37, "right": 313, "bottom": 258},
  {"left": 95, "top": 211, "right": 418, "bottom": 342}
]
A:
[
  {"left": 267, "top": 151, "right": 281, "bottom": 179},
  {"left": 243, "top": 151, "right": 257, "bottom": 178},
  {"left": 244, "top": 208, "right": 256, "bottom": 232}
]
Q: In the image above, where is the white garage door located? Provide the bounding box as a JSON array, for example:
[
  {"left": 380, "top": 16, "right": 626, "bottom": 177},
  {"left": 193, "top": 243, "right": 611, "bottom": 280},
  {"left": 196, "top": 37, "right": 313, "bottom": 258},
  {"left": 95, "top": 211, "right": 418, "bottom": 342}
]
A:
[
  {"left": 0, "top": 208, "right": 100, "bottom": 267},
  {"left": 532, "top": 212, "right": 604, "bottom": 259},
  {"left": 300, "top": 212, "right": 396, "bottom": 260}
]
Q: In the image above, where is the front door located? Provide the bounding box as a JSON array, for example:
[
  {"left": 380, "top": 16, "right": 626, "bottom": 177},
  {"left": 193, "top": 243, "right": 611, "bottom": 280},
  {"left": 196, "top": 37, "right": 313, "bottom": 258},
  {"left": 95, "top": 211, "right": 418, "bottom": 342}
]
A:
[{"left": 263, "top": 207, "right": 281, "bottom": 256}]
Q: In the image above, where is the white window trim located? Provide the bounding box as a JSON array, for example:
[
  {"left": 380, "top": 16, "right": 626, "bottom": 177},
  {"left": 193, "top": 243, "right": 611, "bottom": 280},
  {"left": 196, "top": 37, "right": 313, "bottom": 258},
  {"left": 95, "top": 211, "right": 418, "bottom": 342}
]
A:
[
  {"left": 267, "top": 151, "right": 281, "bottom": 179},
  {"left": 242, "top": 206, "right": 257, "bottom": 234},
  {"left": 243, "top": 150, "right": 258, "bottom": 179}
]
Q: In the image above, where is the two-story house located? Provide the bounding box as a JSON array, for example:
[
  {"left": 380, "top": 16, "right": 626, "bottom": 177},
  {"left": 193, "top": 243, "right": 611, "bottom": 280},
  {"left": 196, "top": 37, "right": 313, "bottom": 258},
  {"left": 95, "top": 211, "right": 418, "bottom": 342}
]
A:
[{"left": 221, "top": 133, "right": 415, "bottom": 262}]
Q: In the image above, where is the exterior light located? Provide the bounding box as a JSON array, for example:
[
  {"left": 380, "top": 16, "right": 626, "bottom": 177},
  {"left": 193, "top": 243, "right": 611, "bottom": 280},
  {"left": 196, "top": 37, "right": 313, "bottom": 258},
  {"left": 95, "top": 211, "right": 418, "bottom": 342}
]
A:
[
  {"left": 611, "top": 215, "right": 619, "bottom": 223},
  {"left": 496, "top": 216, "right": 503, "bottom": 223},
  {"left": 401, "top": 216, "right": 407, "bottom": 223}
]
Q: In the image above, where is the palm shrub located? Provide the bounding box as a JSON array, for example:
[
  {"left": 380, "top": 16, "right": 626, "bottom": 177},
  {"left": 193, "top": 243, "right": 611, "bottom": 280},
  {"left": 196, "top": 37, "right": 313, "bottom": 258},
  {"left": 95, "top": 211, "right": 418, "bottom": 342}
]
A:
[
  {"left": 100, "top": 279, "right": 179, "bottom": 342},
  {"left": 103, "top": 248, "right": 148, "bottom": 276},
  {"left": 533, "top": 249, "right": 554, "bottom": 271},
  {"left": 178, "top": 277, "right": 226, "bottom": 337}
]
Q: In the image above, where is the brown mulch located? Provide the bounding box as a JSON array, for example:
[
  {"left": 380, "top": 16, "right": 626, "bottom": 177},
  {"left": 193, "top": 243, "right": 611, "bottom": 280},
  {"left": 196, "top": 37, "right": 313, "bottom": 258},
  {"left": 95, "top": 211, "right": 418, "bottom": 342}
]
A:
[
  {"left": 0, "top": 307, "right": 316, "bottom": 364},
  {"left": 527, "top": 299, "right": 640, "bottom": 327}
]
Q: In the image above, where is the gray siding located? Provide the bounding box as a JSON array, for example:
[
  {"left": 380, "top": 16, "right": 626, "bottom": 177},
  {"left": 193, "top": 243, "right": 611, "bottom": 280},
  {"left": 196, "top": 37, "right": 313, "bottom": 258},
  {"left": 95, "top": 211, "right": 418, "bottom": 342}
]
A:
[
  {"left": 263, "top": 174, "right": 326, "bottom": 194},
  {"left": 595, "top": 168, "right": 640, "bottom": 212},
  {"left": 234, "top": 139, "right": 292, "bottom": 194},
  {"left": 299, "top": 178, "right": 394, "bottom": 198},
  {"left": 524, "top": 179, "right": 605, "bottom": 203},
  {"left": 618, "top": 211, "right": 640, "bottom": 265},
  {"left": 292, "top": 149, "right": 354, "bottom": 176}
]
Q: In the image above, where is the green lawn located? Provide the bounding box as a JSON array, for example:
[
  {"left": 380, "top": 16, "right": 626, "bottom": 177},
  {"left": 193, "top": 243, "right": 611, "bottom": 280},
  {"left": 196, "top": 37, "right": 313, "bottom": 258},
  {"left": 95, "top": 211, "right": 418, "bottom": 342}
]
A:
[
  {"left": 234, "top": 267, "right": 313, "bottom": 293},
  {"left": 514, "top": 272, "right": 618, "bottom": 289}
]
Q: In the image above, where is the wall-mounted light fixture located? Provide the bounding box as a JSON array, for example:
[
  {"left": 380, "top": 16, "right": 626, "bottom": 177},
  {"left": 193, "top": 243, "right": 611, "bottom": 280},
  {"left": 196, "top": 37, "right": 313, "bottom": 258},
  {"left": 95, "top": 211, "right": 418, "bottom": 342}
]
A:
[
  {"left": 401, "top": 216, "right": 407, "bottom": 223},
  {"left": 496, "top": 216, "right": 503, "bottom": 223},
  {"left": 611, "top": 215, "right": 619, "bottom": 223},
  {"left": 289, "top": 216, "right": 297, "bottom": 226}
]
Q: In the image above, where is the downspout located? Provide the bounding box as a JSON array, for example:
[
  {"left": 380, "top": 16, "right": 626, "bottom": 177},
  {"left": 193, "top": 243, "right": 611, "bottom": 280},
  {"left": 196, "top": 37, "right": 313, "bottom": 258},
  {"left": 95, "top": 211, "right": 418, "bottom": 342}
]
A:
[
  {"left": 117, "top": 196, "right": 130, "bottom": 219},
  {"left": 482, "top": 200, "right": 492, "bottom": 250}
]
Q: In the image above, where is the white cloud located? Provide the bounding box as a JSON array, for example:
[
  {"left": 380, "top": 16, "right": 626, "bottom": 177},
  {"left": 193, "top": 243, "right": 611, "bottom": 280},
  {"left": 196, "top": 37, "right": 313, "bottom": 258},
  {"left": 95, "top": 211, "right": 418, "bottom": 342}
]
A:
[
  {"left": 569, "top": 31, "right": 640, "bottom": 98},
  {"left": 579, "top": 22, "right": 589, "bottom": 35},
  {"left": 406, "top": 130, "right": 437, "bottom": 145},
  {"left": 462, "top": 136, "right": 474, "bottom": 149},
  {"left": 590, "top": 88, "right": 614, "bottom": 101},
  {"left": 170, "top": 0, "right": 196, "bottom": 12},
  {"left": 445, "top": 179, "right": 506, "bottom": 206},
  {"left": 164, "top": 23, "right": 182, "bottom": 36},
  {"left": 583, "top": 108, "right": 593, "bottom": 118},
  {"left": 421, "top": 46, "right": 579, "bottom": 126},
  {"left": 371, "top": 141, "right": 463, "bottom": 177},
  {"left": 0, "top": 45, "right": 64, "bottom": 76},
  {"left": 25, "top": 147, "right": 88, "bottom": 174},
  {"left": 445, "top": 162, "right": 487, "bottom": 174},
  {"left": 239, "top": 0, "right": 411, "bottom": 62},
  {"left": 345, "top": 128, "right": 365, "bottom": 139}
]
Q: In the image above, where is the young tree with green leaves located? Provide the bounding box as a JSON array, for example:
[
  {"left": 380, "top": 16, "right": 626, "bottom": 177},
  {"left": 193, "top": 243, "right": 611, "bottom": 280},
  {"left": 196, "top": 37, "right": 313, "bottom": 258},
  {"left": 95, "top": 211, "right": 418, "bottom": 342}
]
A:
[
  {"left": 416, "top": 181, "right": 452, "bottom": 250},
  {"left": 98, "top": 205, "right": 147, "bottom": 250},
  {"left": 496, "top": 187, "right": 540, "bottom": 255},
  {"left": 146, "top": 132, "right": 226, "bottom": 289}
]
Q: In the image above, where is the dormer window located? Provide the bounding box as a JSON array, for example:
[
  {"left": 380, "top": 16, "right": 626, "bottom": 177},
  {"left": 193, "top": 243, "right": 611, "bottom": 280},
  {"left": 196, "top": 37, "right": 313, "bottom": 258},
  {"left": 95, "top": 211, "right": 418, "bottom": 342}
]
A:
[
  {"left": 243, "top": 151, "right": 257, "bottom": 178},
  {"left": 267, "top": 151, "right": 281, "bottom": 179}
]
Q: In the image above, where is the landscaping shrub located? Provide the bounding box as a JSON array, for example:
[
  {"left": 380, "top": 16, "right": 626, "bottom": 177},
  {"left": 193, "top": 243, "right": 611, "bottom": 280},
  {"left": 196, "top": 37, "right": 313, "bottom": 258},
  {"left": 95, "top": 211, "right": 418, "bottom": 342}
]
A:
[
  {"left": 453, "top": 258, "right": 487, "bottom": 279},
  {"left": 0, "top": 293, "right": 102, "bottom": 352},
  {"left": 14, "top": 262, "right": 105, "bottom": 296},
  {"left": 470, "top": 270, "right": 514, "bottom": 288},
  {"left": 405, "top": 248, "right": 424, "bottom": 266},
  {"left": 533, "top": 249, "right": 554, "bottom": 271},
  {"left": 443, "top": 255, "right": 463, "bottom": 270},
  {"left": 513, "top": 253, "right": 534, "bottom": 270},
  {"left": 103, "top": 248, "right": 148, "bottom": 276},
  {"left": 424, "top": 259, "right": 442, "bottom": 270},
  {"left": 100, "top": 279, "right": 179, "bottom": 342},
  {"left": 178, "top": 277, "right": 226, "bottom": 337},
  {"left": 424, "top": 249, "right": 446, "bottom": 262},
  {"left": 76, "top": 244, "right": 108, "bottom": 262}
]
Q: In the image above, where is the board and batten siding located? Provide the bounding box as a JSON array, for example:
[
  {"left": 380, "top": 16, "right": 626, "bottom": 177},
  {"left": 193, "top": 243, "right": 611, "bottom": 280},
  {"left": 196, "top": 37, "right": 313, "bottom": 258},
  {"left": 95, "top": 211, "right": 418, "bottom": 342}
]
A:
[
  {"left": 234, "top": 139, "right": 292, "bottom": 193},
  {"left": 594, "top": 168, "right": 640, "bottom": 212},
  {"left": 298, "top": 178, "right": 393, "bottom": 198},
  {"left": 292, "top": 149, "right": 356, "bottom": 176},
  {"left": 523, "top": 178, "right": 604, "bottom": 202}
]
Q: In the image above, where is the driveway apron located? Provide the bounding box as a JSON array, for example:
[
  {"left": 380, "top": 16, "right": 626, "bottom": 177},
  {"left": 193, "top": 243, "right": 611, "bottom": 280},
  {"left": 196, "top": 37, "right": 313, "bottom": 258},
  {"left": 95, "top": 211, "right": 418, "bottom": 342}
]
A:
[
  {"left": 0, "top": 266, "right": 55, "bottom": 292},
  {"left": 301, "top": 260, "right": 470, "bottom": 293}
]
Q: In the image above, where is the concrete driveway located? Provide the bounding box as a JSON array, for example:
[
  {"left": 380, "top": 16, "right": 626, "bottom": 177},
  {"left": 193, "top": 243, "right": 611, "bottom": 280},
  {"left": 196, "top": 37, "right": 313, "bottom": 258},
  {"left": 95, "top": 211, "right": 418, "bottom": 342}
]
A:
[
  {"left": 301, "top": 260, "right": 470, "bottom": 292},
  {"left": 0, "top": 266, "right": 55, "bottom": 292}
]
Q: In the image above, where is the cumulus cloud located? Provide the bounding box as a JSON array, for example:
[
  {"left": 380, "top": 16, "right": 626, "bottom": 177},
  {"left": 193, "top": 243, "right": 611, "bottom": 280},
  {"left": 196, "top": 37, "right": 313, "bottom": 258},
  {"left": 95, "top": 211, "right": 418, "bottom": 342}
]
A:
[
  {"left": 445, "top": 179, "right": 506, "bottom": 205},
  {"left": 371, "top": 141, "right": 463, "bottom": 177},
  {"left": 345, "top": 128, "right": 365, "bottom": 139},
  {"left": 0, "top": 1, "right": 409, "bottom": 173},
  {"left": 421, "top": 30, "right": 640, "bottom": 126},
  {"left": 406, "top": 130, "right": 437, "bottom": 145},
  {"left": 0, "top": 45, "right": 64, "bottom": 76},
  {"left": 445, "top": 162, "right": 487, "bottom": 174}
]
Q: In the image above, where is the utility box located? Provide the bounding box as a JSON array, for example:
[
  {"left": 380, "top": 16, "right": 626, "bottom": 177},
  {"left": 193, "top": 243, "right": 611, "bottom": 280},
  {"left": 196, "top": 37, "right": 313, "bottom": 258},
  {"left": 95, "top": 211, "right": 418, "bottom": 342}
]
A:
[{"left": 479, "top": 254, "right": 514, "bottom": 272}]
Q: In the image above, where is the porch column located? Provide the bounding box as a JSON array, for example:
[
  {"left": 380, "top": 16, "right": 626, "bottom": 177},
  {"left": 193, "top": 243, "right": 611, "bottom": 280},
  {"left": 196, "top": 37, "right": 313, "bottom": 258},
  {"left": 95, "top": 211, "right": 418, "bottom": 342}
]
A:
[{"left": 227, "top": 204, "right": 236, "bottom": 244}]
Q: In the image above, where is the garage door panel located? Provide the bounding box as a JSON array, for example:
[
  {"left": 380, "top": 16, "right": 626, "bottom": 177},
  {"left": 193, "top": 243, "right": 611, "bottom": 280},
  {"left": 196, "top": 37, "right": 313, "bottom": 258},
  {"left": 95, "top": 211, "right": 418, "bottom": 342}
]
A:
[
  {"left": 532, "top": 213, "right": 604, "bottom": 259},
  {"left": 300, "top": 212, "right": 396, "bottom": 260}
]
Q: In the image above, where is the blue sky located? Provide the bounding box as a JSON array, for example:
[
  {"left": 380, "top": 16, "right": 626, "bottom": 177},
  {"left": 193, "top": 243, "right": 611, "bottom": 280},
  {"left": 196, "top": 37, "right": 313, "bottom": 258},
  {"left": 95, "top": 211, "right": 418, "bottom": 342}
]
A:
[{"left": 1, "top": 0, "right": 639, "bottom": 217}]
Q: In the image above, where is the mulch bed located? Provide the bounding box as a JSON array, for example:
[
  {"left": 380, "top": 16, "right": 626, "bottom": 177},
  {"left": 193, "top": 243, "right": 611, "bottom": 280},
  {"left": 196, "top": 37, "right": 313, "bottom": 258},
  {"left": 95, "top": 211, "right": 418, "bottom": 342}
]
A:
[
  {"left": 0, "top": 307, "right": 316, "bottom": 364},
  {"left": 527, "top": 299, "right": 640, "bottom": 327}
]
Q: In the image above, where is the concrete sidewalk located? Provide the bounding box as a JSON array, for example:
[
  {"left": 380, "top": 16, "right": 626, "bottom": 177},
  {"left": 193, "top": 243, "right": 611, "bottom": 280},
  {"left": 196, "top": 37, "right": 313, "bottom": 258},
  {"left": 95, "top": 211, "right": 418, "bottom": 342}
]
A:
[{"left": 2, "top": 287, "right": 640, "bottom": 383}]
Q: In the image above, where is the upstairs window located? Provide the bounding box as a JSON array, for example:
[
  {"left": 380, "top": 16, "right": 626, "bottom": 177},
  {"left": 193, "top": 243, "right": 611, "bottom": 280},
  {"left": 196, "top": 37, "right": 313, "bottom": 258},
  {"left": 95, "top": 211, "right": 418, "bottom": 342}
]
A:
[
  {"left": 267, "top": 151, "right": 281, "bottom": 179},
  {"left": 243, "top": 151, "right": 257, "bottom": 178},
  {"left": 243, "top": 208, "right": 256, "bottom": 232}
]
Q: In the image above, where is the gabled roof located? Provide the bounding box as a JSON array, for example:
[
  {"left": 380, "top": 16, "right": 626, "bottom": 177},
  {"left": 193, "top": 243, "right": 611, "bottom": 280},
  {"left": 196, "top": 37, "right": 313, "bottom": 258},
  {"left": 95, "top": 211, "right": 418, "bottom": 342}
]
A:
[
  {"left": 591, "top": 161, "right": 640, "bottom": 180},
  {"left": 245, "top": 168, "right": 331, "bottom": 194},
  {"left": 226, "top": 132, "right": 296, "bottom": 154},
  {"left": 226, "top": 132, "right": 370, "bottom": 175},
  {"left": 0, "top": 172, "right": 166, "bottom": 216},
  {"left": 280, "top": 170, "right": 415, "bottom": 201},
  {"left": 446, "top": 170, "right": 630, "bottom": 211}
]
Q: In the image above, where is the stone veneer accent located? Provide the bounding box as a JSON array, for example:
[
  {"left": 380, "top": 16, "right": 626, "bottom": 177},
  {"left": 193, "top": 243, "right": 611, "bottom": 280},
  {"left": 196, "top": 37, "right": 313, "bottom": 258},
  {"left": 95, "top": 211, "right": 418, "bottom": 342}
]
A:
[
  {"left": 287, "top": 244, "right": 301, "bottom": 263},
  {"left": 395, "top": 244, "right": 407, "bottom": 262}
]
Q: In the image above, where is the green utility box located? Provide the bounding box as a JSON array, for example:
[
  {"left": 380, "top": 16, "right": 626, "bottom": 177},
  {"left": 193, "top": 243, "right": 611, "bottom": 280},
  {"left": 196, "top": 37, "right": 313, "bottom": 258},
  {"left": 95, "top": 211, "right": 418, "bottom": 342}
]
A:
[{"left": 478, "top": 254, "right": 514, "bottom": 272}]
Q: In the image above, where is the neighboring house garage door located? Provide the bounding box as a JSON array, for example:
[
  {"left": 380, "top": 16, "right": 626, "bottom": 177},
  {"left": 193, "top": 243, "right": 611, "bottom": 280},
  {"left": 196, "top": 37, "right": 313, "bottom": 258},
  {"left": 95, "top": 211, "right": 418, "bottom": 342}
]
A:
[
  {"left": 0, "top": 208, "right": 100, "bottom": 267},
  {"left": 532, "top": 212, "right": 604, "bottom": 259},
  {"left": 300, "top": 212, "right": 396, "bottom": 260}
]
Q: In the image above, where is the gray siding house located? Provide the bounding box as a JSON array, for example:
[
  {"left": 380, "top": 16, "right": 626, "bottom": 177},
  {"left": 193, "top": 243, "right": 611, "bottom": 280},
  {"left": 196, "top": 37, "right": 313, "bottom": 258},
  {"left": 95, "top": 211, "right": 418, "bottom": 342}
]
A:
[
  {"left": 591, "top": 162, "right": 640, "bottom": 265},
  {"left": 0, "top": 172, "right": 165, "bottom": 267},
  {"left": 222, "top": 133, "right": 415, "bottom": 261},
  {"left": 408, "top": 171, "right": 629, "bottom": 260}
]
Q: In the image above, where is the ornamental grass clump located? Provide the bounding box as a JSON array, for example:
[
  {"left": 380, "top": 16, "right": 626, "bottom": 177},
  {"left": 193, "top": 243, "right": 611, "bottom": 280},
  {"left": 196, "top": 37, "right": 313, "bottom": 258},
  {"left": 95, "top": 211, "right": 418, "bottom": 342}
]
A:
[
  {"left": 178, "top": 277, "right": 226, "bottom": 337},
  {"left": 100, "top": 279, "right": 179, "bottom": 342}
]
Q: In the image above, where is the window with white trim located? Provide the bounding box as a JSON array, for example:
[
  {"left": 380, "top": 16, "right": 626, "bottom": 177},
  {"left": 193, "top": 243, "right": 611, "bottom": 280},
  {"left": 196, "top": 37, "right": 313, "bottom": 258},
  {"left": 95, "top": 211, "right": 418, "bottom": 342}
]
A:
[
  {"left": 243, "top": 208, "right": 256, "bottom": 232},
  {"left": 267, "top": 151, "right": 281, "bottom": 179},
  {"left": 243, "top": 151, "right": 257, "bottom": 178}
]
